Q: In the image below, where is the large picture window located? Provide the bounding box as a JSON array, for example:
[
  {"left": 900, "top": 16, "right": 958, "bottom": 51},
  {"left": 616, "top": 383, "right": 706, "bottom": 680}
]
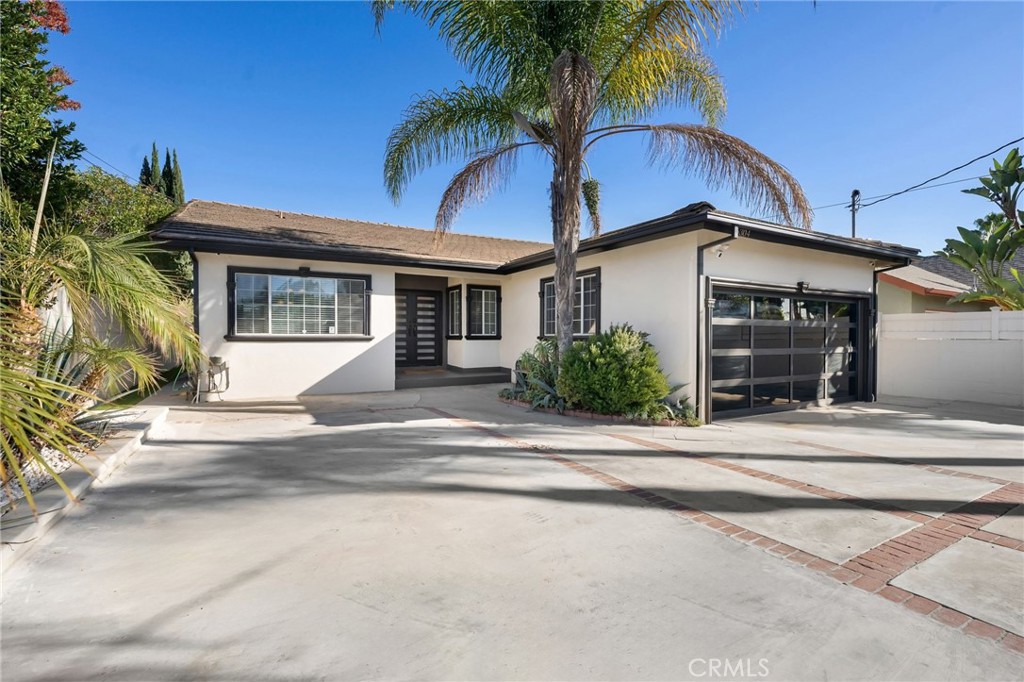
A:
[
  {"left": 229, "top": 268, "right": 370, "bottom": 338},
  {"left": 467, "top": 286, "right": 500, "bottom": 339},
  {"left": 540, "top": 268, "right": 600, "bottom": 337}
]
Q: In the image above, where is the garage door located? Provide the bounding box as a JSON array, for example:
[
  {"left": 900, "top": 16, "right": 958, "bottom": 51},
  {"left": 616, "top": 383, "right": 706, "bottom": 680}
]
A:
[{"left": 709, "top": 287, "right": 864, "bottom": 416}]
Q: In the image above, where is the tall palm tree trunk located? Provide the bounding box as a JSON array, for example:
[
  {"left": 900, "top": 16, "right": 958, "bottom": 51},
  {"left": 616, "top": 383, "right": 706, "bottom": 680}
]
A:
[
  {"left": 549, "top": 50, "right": 598, "bottom": 357},
  {"left": 550, "top": 158, "right": 583, "bottom": 358}
]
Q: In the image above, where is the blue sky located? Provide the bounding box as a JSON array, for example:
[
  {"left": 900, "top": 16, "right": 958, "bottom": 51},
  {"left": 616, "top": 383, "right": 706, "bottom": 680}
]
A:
[{"left": 51, "top": 1, "right": 1023, "bottom": 253}]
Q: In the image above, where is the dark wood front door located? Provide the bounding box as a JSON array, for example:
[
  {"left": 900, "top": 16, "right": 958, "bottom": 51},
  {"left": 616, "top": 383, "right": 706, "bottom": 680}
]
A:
[{"left": 395, "top": 290, "right": 442, "bottom": 367}]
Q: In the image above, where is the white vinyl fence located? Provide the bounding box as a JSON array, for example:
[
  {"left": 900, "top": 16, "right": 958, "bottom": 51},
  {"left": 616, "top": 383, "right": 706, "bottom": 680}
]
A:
[{"left": 878, "top": 309, "right": 1024, "bottom": 408}]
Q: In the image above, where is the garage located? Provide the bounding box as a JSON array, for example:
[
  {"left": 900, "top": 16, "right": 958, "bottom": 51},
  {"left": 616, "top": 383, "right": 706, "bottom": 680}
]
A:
[{"left": 708, "top": 284, "right": 867, "bottom": 417}]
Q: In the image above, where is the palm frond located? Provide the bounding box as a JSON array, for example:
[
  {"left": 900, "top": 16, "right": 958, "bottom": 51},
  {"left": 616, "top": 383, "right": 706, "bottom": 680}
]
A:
[
  {"left": 602, "top": 46, "right": 726, "bottom": 126},
  {"left": 588, "top": 123, "right": 812, "bottom": 228},
  {"left": 384, "top": 83, "right": 520, "bottom": 202},
  {"left": 34, "top": 227, "right": 200, "bottom": 372},
  {"left": 0, "top": 300, "right": 97, "bottom": 512},
  {"left": 597, "top": 1, "right": 740, "bottom": 93},
  {"left": 435, "top": 142, "right": 530, "bottom": 233}
]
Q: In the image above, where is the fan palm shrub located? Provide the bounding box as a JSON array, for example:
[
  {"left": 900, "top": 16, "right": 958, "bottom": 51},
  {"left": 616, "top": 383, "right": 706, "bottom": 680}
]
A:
[
  {"left": 1, "top": 178, "right": 201, "bottom": 511},
  {"left": 376, "top": 1, "right": 812, "bottom": 354}
]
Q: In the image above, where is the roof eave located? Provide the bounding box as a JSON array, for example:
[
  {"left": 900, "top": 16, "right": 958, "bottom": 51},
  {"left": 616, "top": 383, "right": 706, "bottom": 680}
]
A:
[
  {"left": 499, "top": 209, "right": 917, "bottom": 273},
  {"left": 877, "top": 271, "right": 962, "bottom": 298},
  {"left": 154, "top": 232, "right": 505, "bottom": 273}
]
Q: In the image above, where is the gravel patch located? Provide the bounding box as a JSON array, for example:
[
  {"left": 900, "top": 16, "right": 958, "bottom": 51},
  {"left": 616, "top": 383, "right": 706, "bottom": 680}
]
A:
[{"left": 0, "top": 410, "right": 138, "bottom": 510}]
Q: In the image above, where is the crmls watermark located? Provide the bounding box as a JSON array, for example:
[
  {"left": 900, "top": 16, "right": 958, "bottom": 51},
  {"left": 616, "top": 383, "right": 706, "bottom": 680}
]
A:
[{"left": 688, "top": 658, "right": 770, "bottom": 679}]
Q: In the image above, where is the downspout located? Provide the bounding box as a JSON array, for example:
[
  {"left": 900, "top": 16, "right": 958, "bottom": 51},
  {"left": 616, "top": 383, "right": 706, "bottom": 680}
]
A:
[
  {"left": 189, "top": 248, "right": 199, "bottom": 336},
  {"left": 870, "top": 260, "right": 909, "bottom": 402},
  {"left": 696, "top": 226, "right": 740, "bottom": 423}
]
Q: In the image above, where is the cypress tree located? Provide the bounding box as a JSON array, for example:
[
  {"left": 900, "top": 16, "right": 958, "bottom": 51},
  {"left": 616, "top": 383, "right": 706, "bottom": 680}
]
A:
[
  {"left": 150, "top": 142, "right": 164, "bottom": 193},
  {"left": 171, "top": 149, "right": 185, "bottom": 205},
  {"left": 161, "top": 148, "right": 175, "bottom": 200},
  {"left": 139, "top": 156, "right": 151, "bottom": 186}
]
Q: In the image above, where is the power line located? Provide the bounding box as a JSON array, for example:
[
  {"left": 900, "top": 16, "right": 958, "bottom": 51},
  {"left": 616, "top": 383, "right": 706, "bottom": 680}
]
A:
[
  {"left": 81, "top": 149, "right": 135, "bottom": 182},
  {"left": 812, "top": 175, "right": 979, "bottom": 211},
  {"left": 859, "top": 136, "right": 1023, "bottom": 209}
]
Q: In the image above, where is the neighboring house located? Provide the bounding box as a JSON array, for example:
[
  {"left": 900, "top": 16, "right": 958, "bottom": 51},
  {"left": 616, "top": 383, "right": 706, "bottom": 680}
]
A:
[
  {"left": 155, "top": 200, "right": 917, "bottom": 422},
  {"left": 878, "top": 246, "right": 1024, "bottom": 314},
  {"left": 877, "top": 265, "right": 988, "bottom": 313}
]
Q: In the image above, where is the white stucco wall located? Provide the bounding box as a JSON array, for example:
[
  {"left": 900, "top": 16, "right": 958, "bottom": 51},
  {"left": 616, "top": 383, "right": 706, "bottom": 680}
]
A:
[
  {"left": 499, "top": 233, "right": 701, "bottom": 395},
  {"left": 702, "top": 238, "right": 876, "bottom": 295},
  {"left": 437, "top": 273, "right": 504, "bottom": 369},
  {"left": 195, "top": 232, "right": 885, "bottom": 402},
  {"left": 197, "top": 253, "right": 397, "bottom": 400}
]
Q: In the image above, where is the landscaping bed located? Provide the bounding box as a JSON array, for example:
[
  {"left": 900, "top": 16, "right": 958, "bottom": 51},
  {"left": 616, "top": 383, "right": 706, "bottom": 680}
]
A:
[
  {"left": 498, "top": 395, "right": 682, "bottom": 426},
  {"left": 503, "top": 326, "right": 701, "bottom": 428}
]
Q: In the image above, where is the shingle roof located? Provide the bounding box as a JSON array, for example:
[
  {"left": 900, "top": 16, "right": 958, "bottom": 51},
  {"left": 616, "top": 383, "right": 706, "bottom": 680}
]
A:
[
  {"left": 157, "top": 199, "right": 919, "bottom": 272},
  {"left": 914, "top": 246, "right": 1024, "bottom": 287},
  {"left": 879, "top": 264, "right": 971, "bottom": 296},
  {"left": 155, "top": 200, "right": 548, "bottom": 267}
]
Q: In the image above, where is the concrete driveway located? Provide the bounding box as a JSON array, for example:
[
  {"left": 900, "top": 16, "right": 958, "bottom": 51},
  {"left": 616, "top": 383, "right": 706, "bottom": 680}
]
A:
[{"left": 2, "top": 387, "right": 1022, "bottom": 681}]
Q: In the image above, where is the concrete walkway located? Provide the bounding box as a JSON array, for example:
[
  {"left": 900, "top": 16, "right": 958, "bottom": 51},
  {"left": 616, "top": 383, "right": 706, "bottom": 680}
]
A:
[{"left": 2, "top": 387, "right": 1021, "bottom": 681}]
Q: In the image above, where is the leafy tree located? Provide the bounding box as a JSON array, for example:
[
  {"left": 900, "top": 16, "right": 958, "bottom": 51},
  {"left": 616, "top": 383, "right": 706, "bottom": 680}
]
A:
[
  {"left": 67, "top": 167, "right": 190, "bottom": 289},
  {"left": 962, "top": 148, "right": 1023, "bottom": 230},
  {"left": 0, "top": 0, "right": 83, "bottom": 209},
  {"left": 139, "top": 155, "right": 152, "bottom": 186},
  {"left": 376, "top": 1, "right": 811, "bottom": 355},
  {"left": 69, "top": 167, "right": 174, "bottom": 236}
]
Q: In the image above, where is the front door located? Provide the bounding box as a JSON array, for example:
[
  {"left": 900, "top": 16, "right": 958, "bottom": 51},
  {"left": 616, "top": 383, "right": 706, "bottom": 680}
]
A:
[{"left": 395, "top": 290, "right": 442, "bottom": 367}]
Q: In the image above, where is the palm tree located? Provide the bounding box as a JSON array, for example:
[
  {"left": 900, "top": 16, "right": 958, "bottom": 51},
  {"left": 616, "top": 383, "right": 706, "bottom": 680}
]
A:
[
  {"left": 376, "top": 1, "right": 812, "bottom": 355},
  {"left": 1, "top": 172, "right": 201, "bottom": 510}
]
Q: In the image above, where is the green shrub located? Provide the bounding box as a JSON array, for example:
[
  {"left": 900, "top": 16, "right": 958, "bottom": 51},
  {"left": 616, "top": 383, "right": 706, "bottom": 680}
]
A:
[{"left": 556, "top": 324, "right": 670, "bottom": 415}]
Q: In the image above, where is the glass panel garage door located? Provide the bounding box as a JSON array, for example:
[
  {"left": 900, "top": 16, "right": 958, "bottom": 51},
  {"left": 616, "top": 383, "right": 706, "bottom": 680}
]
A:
[{"left": 710, "top": 288, "right": 862, "bottom": 416}]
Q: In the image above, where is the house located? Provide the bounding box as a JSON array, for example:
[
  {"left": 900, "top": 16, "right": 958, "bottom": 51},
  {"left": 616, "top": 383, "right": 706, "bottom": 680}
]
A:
[
  {"left": 154, "top": 200, "right": 918, "bottom": 422},
  {"left": 876, "top": 264, "right": 986, "bottom": 313},
  {"left": 877, "top": 246, "right": 1024, "bottom": 313}
]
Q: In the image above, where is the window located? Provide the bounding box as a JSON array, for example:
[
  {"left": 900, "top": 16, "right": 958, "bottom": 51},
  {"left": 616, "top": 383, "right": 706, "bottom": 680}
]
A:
[
  {"left": 540, "top": 269, "right": 600, "bottom": 337},
  {"left": 446, "top": 285, "right": 462, "bottom": 338},
  {"left": 467, "top": 286, "right": 500, "bottom": 338},
  {"left": 229, "top": 268, "right": 370, "bottom": 338}
]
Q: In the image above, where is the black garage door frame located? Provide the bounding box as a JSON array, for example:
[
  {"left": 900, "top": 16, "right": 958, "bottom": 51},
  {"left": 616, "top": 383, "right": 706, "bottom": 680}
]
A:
[{"left": 699, "top": 277, "right": 875, "bottom": 422}]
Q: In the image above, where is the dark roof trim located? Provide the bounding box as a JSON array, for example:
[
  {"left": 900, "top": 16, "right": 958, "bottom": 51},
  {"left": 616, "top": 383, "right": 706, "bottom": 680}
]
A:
[
  {"left": 157, "top": 202, "right": 918, "bottom": 275},
  {"left": 499, "top": 207, "right": 917, "bottom": 274},
  {"left": 156, "top": 234, "right": 504, "bottom": 274}
]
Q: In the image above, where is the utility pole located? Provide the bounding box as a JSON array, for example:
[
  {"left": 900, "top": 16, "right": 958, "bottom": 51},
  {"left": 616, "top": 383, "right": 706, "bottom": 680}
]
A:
[{"left": 848, "top": 189, "right": 861, "bottom": 238}]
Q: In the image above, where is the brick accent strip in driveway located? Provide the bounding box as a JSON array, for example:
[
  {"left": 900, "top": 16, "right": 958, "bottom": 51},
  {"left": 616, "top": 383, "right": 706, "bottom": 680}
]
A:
[{"left": 423, "top": 407, "right": 1024, "bottom": 656}]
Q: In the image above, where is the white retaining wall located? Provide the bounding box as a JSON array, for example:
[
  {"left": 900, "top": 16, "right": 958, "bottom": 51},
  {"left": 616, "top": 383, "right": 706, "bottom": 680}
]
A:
[{"left": 878, "top": 309, "right": 1024, "bottom": 407}]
